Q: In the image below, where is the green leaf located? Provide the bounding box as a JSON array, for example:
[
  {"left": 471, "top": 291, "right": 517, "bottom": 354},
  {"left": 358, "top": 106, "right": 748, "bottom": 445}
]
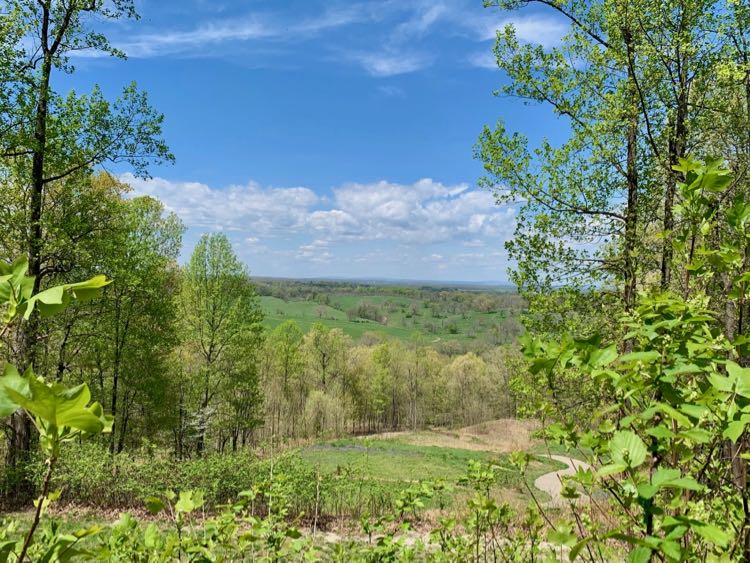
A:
[
  {"left": 628, "top": 546, "right": 652, "bottom": 563},
  {"left": 619, "top": 351, "right": 661, "bottom": 364},
  {"left": 144, "top": 496, "right": 165, "bottom": 515},
  {"left": 652, "top": 468, "right": 680, "bottom": 488},
  {"left": 708, "top": 373, "right": 733, "bottom": 393},
  {"left": 66, "top": 275, "right": 111, "bottom": 301},
  {"left": 660, "top": 540, "right": 682, "bottom": 561},
  {"left": 0, "top": 363, "right": 28, "bottom": 417},
  {"left": 610, "top": 431, "right": 647, "bottom": 468},
  {"left": 597, "top": 463, "right": 627, "bottom": 477},
  {"left": 694, "top": 523, "right": 730, "bottom": 547},
  {"left": 646, "top": 426, "right": 674, "bottom": 439},
  {"left": 590, "top": 345, "right": 618, "bottom": 367},
  {"left": 679, "top": 428, "right": 711, "bottom": 444},
  {"left": 724, "top": 420, "right": 746, "bottom": 443},
  {"left": 728, "top": 362, "right": 750, "bottom": 398},
  {"left": 667, "top": 477, "right": 702, "bottom": 492},
  {"left": 570, "top": 537, "right": 592, "bottom": 561}
]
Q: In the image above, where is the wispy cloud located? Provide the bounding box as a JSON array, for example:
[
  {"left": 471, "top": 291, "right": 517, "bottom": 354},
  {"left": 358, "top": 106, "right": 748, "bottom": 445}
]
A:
[
  {"left": 468, "top": 51, "right": 497, "bottom": 70},
  {"left": 351, "top": 51, "right": 430, "bottom": 77},
  {"left": 117, "top": 6, "right": 373, "bottom": 58},
  {"left": 377, "top": 85, "right": 405, "bottom": 97},
  {"left": 469, "top": 14, "right": 568, "bottom": 48}
]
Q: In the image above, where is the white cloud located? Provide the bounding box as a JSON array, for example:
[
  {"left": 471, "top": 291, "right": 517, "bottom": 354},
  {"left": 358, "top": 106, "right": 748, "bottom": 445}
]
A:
[
  {"left": 468, "top": 51, "right": 497, "bottom": 70},
  {"left": 121, "top": 173, "right": 318, "bottom": 235},
  {"left": 310, "top": 178, "right": 514, "bottom": 244},
  {"left": 122, "top": 174, "right": 515, "bottom": 247},
  {"left": 120, "top": 174, "right": 516, "bottom": 279},
  {"left": 352, "top": 52, "right": 430, "bottom": 77},
  {"left": 393, "top": 2, "right": 449, "bottom": 40},
  {"left": 471, "top": 14, "right": 568, "bottom": 48},
  {"left": 377, "top": 85, "right": 405, "bottom": 97},
  {"left": 116, "top": 6, "right": 373, "bottom": 58}
]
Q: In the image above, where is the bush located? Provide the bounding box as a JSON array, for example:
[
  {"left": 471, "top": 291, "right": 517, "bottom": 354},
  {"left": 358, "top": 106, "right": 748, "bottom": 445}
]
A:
[{"left": 32, "top": 442, "right": 259, "bottom": 508}]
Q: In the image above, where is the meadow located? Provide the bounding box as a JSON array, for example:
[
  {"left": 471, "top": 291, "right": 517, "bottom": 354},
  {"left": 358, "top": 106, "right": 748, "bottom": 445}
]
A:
[{"left": 257, "top": 280, "right": 524, "bottom": 351}]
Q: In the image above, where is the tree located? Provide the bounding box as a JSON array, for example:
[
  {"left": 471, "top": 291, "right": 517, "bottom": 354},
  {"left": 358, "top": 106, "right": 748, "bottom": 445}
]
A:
[
  {"left": 478, "top": 0, "right": 727, "bottom": 336},
  {"left": 0, "top": 0, "right": 172, "bottom": 489},
  {"left": 262, "top": 321, "right": 304, "bottom": 438},
  {"left": 180, "top": 233, "right": 263, "bottom": 455},
  {"left": 96, "top": 194, "right": 183, "bottom": 453}
]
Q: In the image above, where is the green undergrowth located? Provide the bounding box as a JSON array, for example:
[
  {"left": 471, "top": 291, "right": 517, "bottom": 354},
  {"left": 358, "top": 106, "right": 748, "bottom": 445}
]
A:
[{"left": 9, "top": 439, "right": 559, "bottom": 522}]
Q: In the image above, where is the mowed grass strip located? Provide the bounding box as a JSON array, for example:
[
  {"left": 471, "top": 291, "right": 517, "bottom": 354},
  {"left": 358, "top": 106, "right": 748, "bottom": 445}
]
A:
[{"left": 300, "top": 438, "right": 510, "bottom": 482}]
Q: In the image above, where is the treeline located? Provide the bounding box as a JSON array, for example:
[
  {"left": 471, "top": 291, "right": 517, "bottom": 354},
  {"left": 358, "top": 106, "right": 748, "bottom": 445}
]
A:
[
  {"left": 257, "top": 322, "right": 519, "bottom": 441},
  {"left": 256, "top": 278, "right": 525, "bottom": 315}
]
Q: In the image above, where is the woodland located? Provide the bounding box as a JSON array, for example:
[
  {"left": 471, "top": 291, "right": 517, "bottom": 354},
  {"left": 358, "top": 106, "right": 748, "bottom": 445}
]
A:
[{"left": 0, "top": 0, "right": 749, "bottom": 561}]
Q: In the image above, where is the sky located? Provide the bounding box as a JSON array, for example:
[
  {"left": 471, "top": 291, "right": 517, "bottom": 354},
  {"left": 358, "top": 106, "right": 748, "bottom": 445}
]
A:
[{"left": 61, "top": 0, "right": 570, "bottom": 282}]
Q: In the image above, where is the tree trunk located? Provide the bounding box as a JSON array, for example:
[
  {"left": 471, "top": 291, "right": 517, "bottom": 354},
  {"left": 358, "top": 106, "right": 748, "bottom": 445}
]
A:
[
  {"left": 7, "top": 17, "right": 55, "bottom": 502},
  {"left": 622, "top": 24, "right": 639, "bottom": 312}
]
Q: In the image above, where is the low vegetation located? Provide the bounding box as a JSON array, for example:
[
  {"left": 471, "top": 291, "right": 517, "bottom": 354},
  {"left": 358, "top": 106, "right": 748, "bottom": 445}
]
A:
[{"left": 0, "top": 0, "right": 749, "bottom": 560}]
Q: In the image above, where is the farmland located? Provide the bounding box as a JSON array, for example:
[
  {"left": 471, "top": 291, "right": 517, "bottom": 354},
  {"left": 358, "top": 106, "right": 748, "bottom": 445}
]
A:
[{"left": 257, "top": 279, "right": 524, "bottom": 352}]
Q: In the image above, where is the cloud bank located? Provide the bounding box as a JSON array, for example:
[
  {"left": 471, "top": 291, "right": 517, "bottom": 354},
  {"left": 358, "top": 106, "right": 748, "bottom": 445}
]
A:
[{"left": 121, "top": 173, "right": 515, "bottom": 280}]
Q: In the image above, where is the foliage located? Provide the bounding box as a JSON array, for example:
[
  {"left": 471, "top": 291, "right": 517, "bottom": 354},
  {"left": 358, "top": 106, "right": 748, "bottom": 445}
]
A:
[
  {"left": 516, "top": 160, "right": 750, "bottom": 560},
  {"left": 0, "top": 256, "right": 111, "bottom": 561}
]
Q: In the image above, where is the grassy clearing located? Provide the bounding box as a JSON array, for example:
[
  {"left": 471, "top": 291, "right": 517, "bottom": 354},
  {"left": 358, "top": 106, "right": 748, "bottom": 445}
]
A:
[
  {"left": 300, "top": 438, "right": 500, "bottom": 481},
  {"left": 260, "top": 293, "right": 520, "bottom": 345},
  {"left": 297, "top": 435, "right": 563, "bottom": 510}
]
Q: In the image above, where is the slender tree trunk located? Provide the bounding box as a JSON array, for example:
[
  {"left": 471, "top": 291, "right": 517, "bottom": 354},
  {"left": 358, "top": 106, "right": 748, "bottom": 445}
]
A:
[
  {"left": 622, "top": 25, "right": 639, "bottom": 312},
  {"left": 8, "top": 11, "right": 54, "bottom": 502},
  {"left": 661, "top": 45, "right": 689, "bottom": 290}
]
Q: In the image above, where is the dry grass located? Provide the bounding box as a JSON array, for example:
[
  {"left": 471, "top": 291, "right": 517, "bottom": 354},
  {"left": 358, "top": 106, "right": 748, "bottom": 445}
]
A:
[{"left": 374, "top": 419, "right": 541, "bottom": 454}]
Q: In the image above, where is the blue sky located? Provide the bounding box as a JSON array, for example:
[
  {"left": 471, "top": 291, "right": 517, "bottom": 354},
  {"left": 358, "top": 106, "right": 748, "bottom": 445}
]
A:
[{"left": 64, "top": 0, "right": 569, "bottom": 282}]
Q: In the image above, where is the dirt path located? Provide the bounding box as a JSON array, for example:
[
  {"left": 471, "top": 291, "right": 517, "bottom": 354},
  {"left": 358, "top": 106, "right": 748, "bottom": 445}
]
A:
[{"left": 533, "top": 454, "right": 591, "bottom": 505}]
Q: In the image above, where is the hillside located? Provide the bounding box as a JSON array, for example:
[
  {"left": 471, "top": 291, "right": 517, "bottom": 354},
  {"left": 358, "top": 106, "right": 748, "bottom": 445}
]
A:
[{"left": 257, "top": 279, "right": 525, "bottom": 351}]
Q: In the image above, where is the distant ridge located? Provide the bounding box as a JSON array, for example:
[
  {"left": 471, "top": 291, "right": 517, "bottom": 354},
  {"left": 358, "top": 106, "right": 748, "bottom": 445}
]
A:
[{"left": 253, "top": 275, "right": 516, "bottom": 292}]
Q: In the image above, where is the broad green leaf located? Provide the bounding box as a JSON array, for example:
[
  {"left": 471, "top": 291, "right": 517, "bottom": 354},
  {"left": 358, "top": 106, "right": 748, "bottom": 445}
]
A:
[
  {"left": 708, "top": 373, "right": 733, "bottom": 393},
  {"left": 637, "top": 483, "right": 658, "bottom": 500},
  {"left": 694, "top": 523, "right": 731, "bottom": 547},
  {"left": 145, "top": 496, "right": 165, "bottom": 515},
  {"left": 667, "top": 478, "right": 702, "bottom": 492},
  {"left": 679, "top": 404, "right": 708, "bottom": 419},
  {"left": 724, "top": 420, "right": 746, "bottom": 442},
  {"left": 597, "top": 463, "right": 627, "bottom": 477},
  {"left": 660, "top": 540, "right": 682, "bottom": 561},
  {"left": 0, "top": 364, "right": 28, "bottom": 417},
  {"left": 66, "top": 275, "right": 111, "bottom": 301},
  {"left": 628, "top": 546, "right": 652, "bottom": 563},
  {"left": 646, "top": 426, "right": 674, "bottom": 439},
  {"left": 679, "top": 429, "right": 711, "bottom": 444},
  {"left": 619, "top": 351, "right": 661, "bottom": 364},
  {"left": 652, "top": 468, "right": 681, "bottom": 488},
  {"left": 610, "top": 431, "right": 647, "bottom": 468},
  {"left": 590, "top": 345, "right": 618, "bottom": 367},
  {"left": 728, "top": 362, "right": 750, "bottom": 398}
]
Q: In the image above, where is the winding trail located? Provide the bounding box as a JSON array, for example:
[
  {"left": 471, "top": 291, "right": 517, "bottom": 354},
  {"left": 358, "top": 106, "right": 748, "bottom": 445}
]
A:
[{"left": 533, "top": 454, "right": 591, "bottom": 505}]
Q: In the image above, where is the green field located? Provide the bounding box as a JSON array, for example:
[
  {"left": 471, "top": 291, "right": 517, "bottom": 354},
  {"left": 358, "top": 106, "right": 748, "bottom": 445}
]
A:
[
  {"left": 297, "top": 436, "right": 562, "bottom": 508},
  {"left": 259, "top": 287, "right": 523, "bottom": 347},
  {"left": 300, "top": 438, "right": 502, "bottom": 481}
]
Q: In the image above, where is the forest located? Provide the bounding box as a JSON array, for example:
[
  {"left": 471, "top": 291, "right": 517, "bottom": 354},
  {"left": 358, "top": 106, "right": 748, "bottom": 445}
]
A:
[{"left": 0, "top": 0, "right": 749, "bottom": 561}]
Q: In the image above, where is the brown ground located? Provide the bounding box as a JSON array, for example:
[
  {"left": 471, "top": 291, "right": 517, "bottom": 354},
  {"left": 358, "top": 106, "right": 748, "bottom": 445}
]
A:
[{"left": 373, "top": 418, "right": 541, "bottom": 453}]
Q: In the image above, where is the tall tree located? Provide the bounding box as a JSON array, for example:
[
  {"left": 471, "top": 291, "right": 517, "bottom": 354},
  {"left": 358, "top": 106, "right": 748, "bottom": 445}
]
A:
[
  {"left": 478, "top": 0, "right": 724, "bottom": 335},
  {"left": 0, "top": 0, "right": 172, "bottom": 487},
  {"left": 180, "top": 233, "right": 263, "bottom": 455}
]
